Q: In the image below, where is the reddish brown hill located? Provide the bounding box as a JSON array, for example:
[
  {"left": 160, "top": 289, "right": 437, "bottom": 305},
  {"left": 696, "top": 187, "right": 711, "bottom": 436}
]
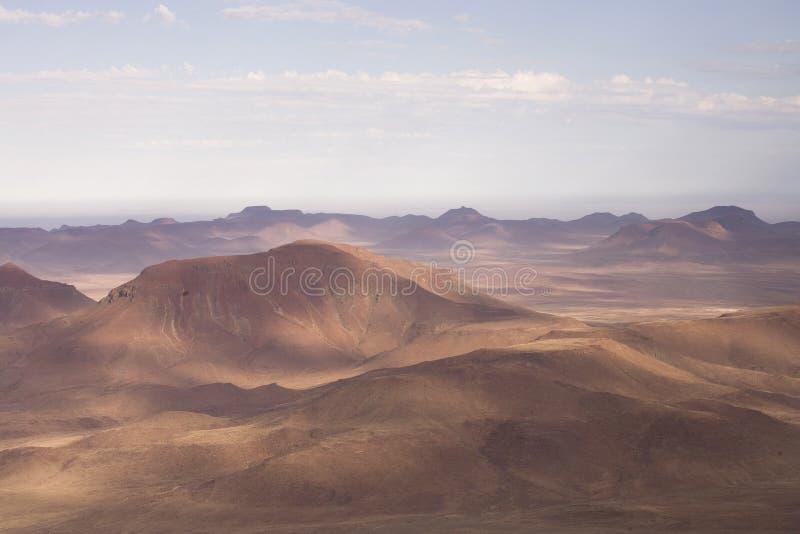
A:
[
  {"left": 170, "top": 305, "right": 800, "bottom": 527},
  {"left": 589, "top": 220, "right": 733, "bottom": 259},
  {"left": 583, "top": 206, "right": 800, "bottom": 262},
  {"left": 0, "top": 242, "right": 570, "bottom": 391},
  {"left": 615, "top": 305, "right": 800, "bottom": 378},
  {"left": 679, "top": 205, "right": 769, "bottom": 234},
  {"left": 0, "top": 263, "right": 94, "bottom": 333}
]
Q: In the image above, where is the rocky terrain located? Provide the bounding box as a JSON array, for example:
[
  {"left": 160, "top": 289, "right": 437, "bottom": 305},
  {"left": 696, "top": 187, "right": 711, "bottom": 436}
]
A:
[{"left": 0, "top": 243, "right": 798, "bottom": 532}]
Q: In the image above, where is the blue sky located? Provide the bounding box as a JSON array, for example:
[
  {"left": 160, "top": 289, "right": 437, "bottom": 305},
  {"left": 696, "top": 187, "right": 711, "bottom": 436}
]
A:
[{"left": 1, "top": 1, "right": 799, "bottom": 225}]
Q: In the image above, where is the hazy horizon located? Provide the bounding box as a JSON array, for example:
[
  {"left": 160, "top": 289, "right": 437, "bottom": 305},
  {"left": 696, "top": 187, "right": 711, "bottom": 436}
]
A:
[{"left": 1, "top": 194, "right": 798, "bottom": 230}]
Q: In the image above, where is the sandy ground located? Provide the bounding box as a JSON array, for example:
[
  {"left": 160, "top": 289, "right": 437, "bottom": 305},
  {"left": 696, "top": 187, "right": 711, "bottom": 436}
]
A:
[
  {"left": 462, "top": 256, "right": 800, "bottom": 323},
  {"left": 58, "top": 272, "right": 137, "bottom": 301}
]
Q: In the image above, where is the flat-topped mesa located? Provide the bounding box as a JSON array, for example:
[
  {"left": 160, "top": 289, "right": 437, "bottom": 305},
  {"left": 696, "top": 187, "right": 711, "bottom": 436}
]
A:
[
  {"left": 236, "top": 205, "right": 272, "bottom": 216},
  {"left": 223, "top": 205, "right": 271, "bottom": 220},
  {"left": 224, "top": 205, "right": 307, "bottom": 224},
  {"left": 678, "top": 205, "right": 768, "bottom": 233}
]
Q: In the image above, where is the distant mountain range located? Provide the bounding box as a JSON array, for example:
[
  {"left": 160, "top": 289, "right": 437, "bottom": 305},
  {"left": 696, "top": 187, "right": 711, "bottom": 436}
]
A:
[
  {"left": 0, "top": 205, "right": 649, "bottom": 274},
  {"left": 0, "top": 205, "right": 797, "bottom": 275},
  {"left": 378, "top": 207, "right": 649, "bottom": 251},
  {"left": 586, "top": 206, "right": 800, "bottom": 261}
]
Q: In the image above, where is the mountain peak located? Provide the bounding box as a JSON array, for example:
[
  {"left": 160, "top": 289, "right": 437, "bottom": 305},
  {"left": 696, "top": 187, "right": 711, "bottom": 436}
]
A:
[
  {"left": 681, "top": 205, "right": 756, "bottom": 220},
  {"left": 242, "top": 205, "right": 272, "bottom": 214},
  {"left": 437, "top": 206, "right": 487, "bottom": 221},
  {"left": 679, "top": 205, "right": 767, "bottom": 233},
  {"left": 0, "top": 263, "right": 94, "bottom": 332},
  {"left": 225, "top": 205, "right": 277, "bottom": 220},
  {"left": 0, "top": 261, "right": 24, "bottom": 272},
  {"left": 151, "top": 217, "right": 178, "bottom": 225},
  {"left": 575, "top": 212, "right": 617, "bottom": 222},
  {"left": 620, "top": 212, "right": 649, "bottom": 223},
  {"left": 0, "top": 262, "right": 39, "bottom": 286}
]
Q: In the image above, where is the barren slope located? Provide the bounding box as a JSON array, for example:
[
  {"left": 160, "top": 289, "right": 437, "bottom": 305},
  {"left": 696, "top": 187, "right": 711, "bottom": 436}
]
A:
[
  {"left": 1, "top": 307, "right": 799, "bottom": 531},
  {"left": 0, "top": 242, "right": 570, "bottom": 392},
  {"left": 0, "top": 263, "right": 94, "bottom": 333}
]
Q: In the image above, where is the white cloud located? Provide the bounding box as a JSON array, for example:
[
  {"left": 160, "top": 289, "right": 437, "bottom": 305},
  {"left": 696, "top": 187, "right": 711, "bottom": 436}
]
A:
[
  {"left": 146, "top": 4, "right": 177, "bottom": 27},
  {"left": 454, "top": 70, "right": 570, "bottom": 99},
  {"left": 0, "top": 4, "right": 124, "bottom": 27},
  {"left": 696, "top": 93, "right": 748, "bottom": 112},
  {"left": 223, "top": 0, "right": 429, "bottom": 32},
  {"left": 190, "top": 68, "right": 800, "bottom": 120},
  {"left": 209, "top": 69, "right": 571, "bottom": 102},
  {"left": 597, "top": 73, "right": 800, "bottom": 119},
  {"left": 0, "top": 65, "right": 161, "bottom": 83},
  {"left": 3, "top": 64, "right": 799, "bottom": 125},
  {"left": 104, "top": 11, "right": 126, "bottom": 24}
]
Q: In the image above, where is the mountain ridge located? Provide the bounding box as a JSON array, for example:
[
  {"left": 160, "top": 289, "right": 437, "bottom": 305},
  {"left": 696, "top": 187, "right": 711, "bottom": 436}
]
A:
[
  {"left": 0, "top": 241, "right": 570, "bottom": 392},
  {"left": 584, "top": 205, "right": 800, "bottom": 261},
  {"left": 0, "top": 263, "right": 94, "bottom": 333},
  {"left": 2, "top": 203, "right": 797, "bottom": 277}
]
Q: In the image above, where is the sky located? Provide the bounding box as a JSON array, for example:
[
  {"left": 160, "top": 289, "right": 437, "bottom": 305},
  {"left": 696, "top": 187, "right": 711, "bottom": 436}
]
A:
[{"left": 1, "top": 0, "right": 799, "bottom": 226}]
